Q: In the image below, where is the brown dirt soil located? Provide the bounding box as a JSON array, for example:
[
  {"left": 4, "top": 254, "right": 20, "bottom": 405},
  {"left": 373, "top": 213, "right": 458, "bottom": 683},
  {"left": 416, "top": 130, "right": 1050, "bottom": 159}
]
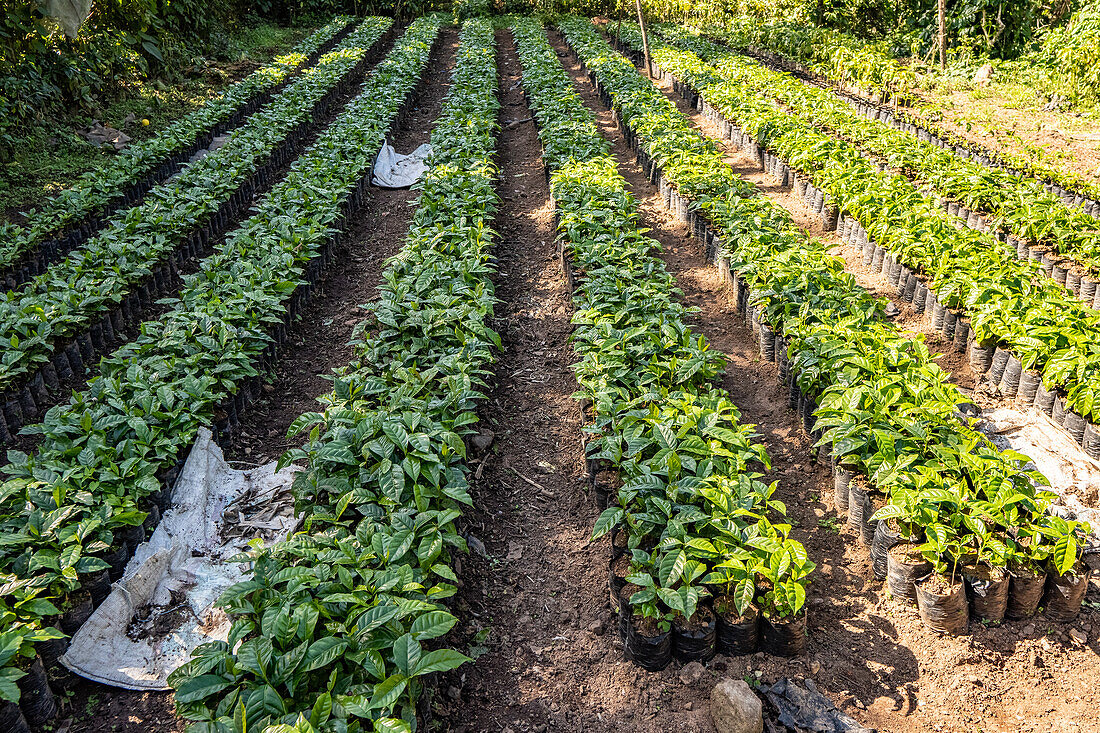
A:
[
  {"left": 761, "top": 50, "right": 1100, "bottom": 198},
  {"left": 45, "top": 28, "right": 459, "bottom": 733},
  {"left": 436, "top": 31, "right": 721, "bottom": 733},
  {"left": 910, "top": 86, "right": 1100, "bottom": 194},
  {"left": 559, "top": 33, "right": 1100, "bottom": 733}
]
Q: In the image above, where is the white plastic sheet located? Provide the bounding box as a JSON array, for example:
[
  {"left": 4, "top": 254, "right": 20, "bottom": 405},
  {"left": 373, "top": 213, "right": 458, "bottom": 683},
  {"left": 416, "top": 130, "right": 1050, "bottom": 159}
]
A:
[
  {"left": 60, "top": 429, "right": 300, "bottom": 690},
  {"left": 371, "top": 141, "right": 432, "bottom": 188},
  {"left": 979, "top": 406, "right": 1100, "bottom": 542}
]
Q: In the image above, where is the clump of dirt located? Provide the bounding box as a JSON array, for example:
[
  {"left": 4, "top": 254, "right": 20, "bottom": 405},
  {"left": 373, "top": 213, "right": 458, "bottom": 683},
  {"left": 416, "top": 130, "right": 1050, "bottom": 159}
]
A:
[{"left": 127, "top": 590, "right": 195, "bottom": 642}]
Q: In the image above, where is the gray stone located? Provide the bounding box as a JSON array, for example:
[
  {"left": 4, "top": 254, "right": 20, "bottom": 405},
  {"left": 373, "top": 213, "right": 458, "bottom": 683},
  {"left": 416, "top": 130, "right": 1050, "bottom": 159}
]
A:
[
  {"left": 710, "top": 678, "right": 763, "bottom": 733},
  {"left": 679, "top": 661, "right": 706, "bottom": 685}
]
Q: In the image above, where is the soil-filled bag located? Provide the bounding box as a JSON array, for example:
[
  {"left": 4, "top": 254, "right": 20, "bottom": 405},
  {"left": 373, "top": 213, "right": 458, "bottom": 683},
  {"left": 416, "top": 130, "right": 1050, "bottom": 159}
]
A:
[
  {"left": 35, "top": 623, "right": 68, "bottom": 673},
  {"left": 969, "top": 341, "right": 995, "bottom": 375},
  {"left": 624, "top": 614, "right": 672, "bottom": 671},
  {"left": 609, "top": 553, "right": 629, "bottom": 612},
  {"left": 999, "top": 355, "right": 1023, "bottom": 398},
  {"left": 0, "top": 702, "right": 30, "bottom": 733},
  {"left": 761, "top": 613, "right": 807, "bottom": 657},
  {"left": 833, "top": 463, "right": 852, "bottom": 512},
  {"left": 1043, "top": 565, "right": 1089, "bottom": 622},
  {"left": 1084, "top": 422, "right": 1100, "bottom": 460},
  {"left": 887, "top": 545, "right": 931, "bottom": 605},
  {"left": 988, "top": 347, "right": 1011, "bottom": 385},
  {"left": 847, "top": 478, "right": 871, "bottom": 538},
  {"left": 1063, "top": 410, "right": 1087, "bottom": 446},
  {"left": 714, "top": 602, "right": 759, "bottom": 656},
  {"left": 870, "top": 521, "right": 901, "bottom": 581},
  {"left": 1035, "top": 383, "right": 1057, "bottom": 415},
  {"left": 59, "top": 592, "right": 94, "bottom": 635},
  {"left": 915, "top": 574, "right": 969, "bottom": 634},
  {"left": 672, "top": 609, "right": 717, "bottom": 663},
  {"left": 962, "top": 566, "right": 1009, "bottom": 624},
  {"left": 16, "top": 656, "right": 57, "bottom": 727},
  {"left": 1018, "top": 369, "right": 1041, "bottom": 404},
  {"left": 1006, "top": 567, "right": 1048, "bottom": 620}
]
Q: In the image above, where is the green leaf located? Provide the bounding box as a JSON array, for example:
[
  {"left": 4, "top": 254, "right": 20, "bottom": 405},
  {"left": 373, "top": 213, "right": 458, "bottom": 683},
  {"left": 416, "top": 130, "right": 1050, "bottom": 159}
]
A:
[
  {"left": 410, "top": 610, "right": 457, "bottom": 641},
  {"left": 367, "top": 673, "right": 408, "bottom": 712},
  {"left": 173, "top": 674, "right": 231, "bottom": 704},
  {"left": 411, "top": 648, "right": 471, "bottom": 676},
  {"left": 302, "top": 637, "right": 348, "bottom": 672}
]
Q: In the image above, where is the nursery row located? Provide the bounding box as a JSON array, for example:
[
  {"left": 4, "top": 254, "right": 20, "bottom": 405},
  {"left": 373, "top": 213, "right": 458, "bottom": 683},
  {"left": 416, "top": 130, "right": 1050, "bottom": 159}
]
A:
[
  {"left": 0, "top": 16, "right": 356, "bottom": 286},
  {"left": 561, "top": 16, "right": 1091, "bottom": 636},
  {"left": 655, "top": 25, "right": 1100, "bottom": 288},
  {"left": 0, "top": 16, "right": 444, "bottom": 730},
  {"left": 711, "top": 19, "right": 914, "bottom": 106},
  {"left": 0, "top": 17, "right": 395, "bottom": 443},
  {"left": 515, "top": 17, "right": 814, "bottom": 672},
  {"left": 704, "top": 23, "right": 1100, "bottom": 207},
  {"left": 610, "top": 24, "right": 1100, "bottom": 441},
  {"left": 168, "top": 18, "right": 499, "bottom": 732}
]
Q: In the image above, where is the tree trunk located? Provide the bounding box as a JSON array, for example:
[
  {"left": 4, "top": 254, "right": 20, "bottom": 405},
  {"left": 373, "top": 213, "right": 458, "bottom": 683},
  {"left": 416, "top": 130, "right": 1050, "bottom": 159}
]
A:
[
  {"left": 938, "top": 0, "right": 946, "bottom": 69},
  {"left": 636, "top": 0, "right": 651, "bottom": 78}
]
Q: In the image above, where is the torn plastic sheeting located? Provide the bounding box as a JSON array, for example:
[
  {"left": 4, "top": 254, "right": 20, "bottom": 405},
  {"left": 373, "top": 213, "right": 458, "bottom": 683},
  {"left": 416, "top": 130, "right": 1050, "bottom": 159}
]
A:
[
  {"left": 978, "top": 406, "right": 1100, "bottom": 544},
  {"left": 371, "top": 140, "right": 432, "bottom": 188},
  {"left": 60, "top": 428, "right": 300, "bottom": 690},
  {"left": 765, "top": 677, "right": 876, "bottom": 733}
]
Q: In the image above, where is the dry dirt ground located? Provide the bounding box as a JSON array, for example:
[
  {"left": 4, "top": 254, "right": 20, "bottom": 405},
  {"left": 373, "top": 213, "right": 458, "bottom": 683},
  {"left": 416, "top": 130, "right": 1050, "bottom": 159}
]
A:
[{"left": 912, "top": 85, "right": 1100, "bottom": 192}]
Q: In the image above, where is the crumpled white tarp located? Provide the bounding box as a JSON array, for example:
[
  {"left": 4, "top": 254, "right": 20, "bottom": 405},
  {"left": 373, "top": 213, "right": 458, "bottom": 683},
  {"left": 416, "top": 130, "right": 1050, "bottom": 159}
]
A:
[
  {"left": 60, "top": 428, "right": 300, "bottom": 690},
  {"left": 371, "top": 141, "right": 432, "bottom": 188},
  {"left": 979, "top": 406, "right": 1100, "bottom": 542}
]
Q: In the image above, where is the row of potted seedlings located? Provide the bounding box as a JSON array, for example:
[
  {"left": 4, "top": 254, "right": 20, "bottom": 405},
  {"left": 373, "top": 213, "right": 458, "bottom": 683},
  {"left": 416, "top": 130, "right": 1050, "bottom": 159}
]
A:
[
  {"left": 702, "top": 22, "right": 1100, "bottom": 211},
  {"left": 609, "top": 26, "right": 1100, "bottom": 462},
  {"left": 583, "top": 18, "right": 1094, "bottom": 635},
  {"left": 0, "top": 17, "right": 445, "bottom": 733},
  {"left": 0, "top": 16, "right": 357, "bottom": 288},
  {"left": 653, "top": 25, "right": 1100, "bottom": 301},
  {"left": 515, "top": 17, "right": 814, "bottom": 672},
  {"left": 0, "top": 18, "right": 396, "bottom": 445},
  {"left": 168, "top": 19, "right": 500, "bottom": 732}
]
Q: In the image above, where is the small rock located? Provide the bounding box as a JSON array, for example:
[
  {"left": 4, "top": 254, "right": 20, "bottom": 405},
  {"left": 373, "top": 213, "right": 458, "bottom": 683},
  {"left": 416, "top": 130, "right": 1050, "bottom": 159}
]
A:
[
  {"left": 471, "top": 430, "right": 495, "bottom": 455},
  {"left": 587, "top": 618, "right": 606, "bottom": 636},
  {"left": 467, "top": 534, "right": 488, "bottom": 558},
  {"left": 884, "top": 302, "right": 901, "bottom": 318},
  {"left": 710, "top": 678, "right": 763, "bottom": 733},
  {"left": 679, "top": 661, "right": 706, "bottom": 685},
  {"left": 684, "top": 701, "right": 694, "bottom": 710},
  {"left": 1070, "top": 628, "right": 1088, "bottom": 644},
  {"left": 447, "top": 685, "right": 461, "bottom": 700},
  {"left": 810, "top": 660, "right": 821, "bottom": 675},
  {"left": 812, "top": 507, "right": 824, "bottom": 518},
  {"left": 1021, "top": 623, "right": 1036, "bottom": 637}
]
